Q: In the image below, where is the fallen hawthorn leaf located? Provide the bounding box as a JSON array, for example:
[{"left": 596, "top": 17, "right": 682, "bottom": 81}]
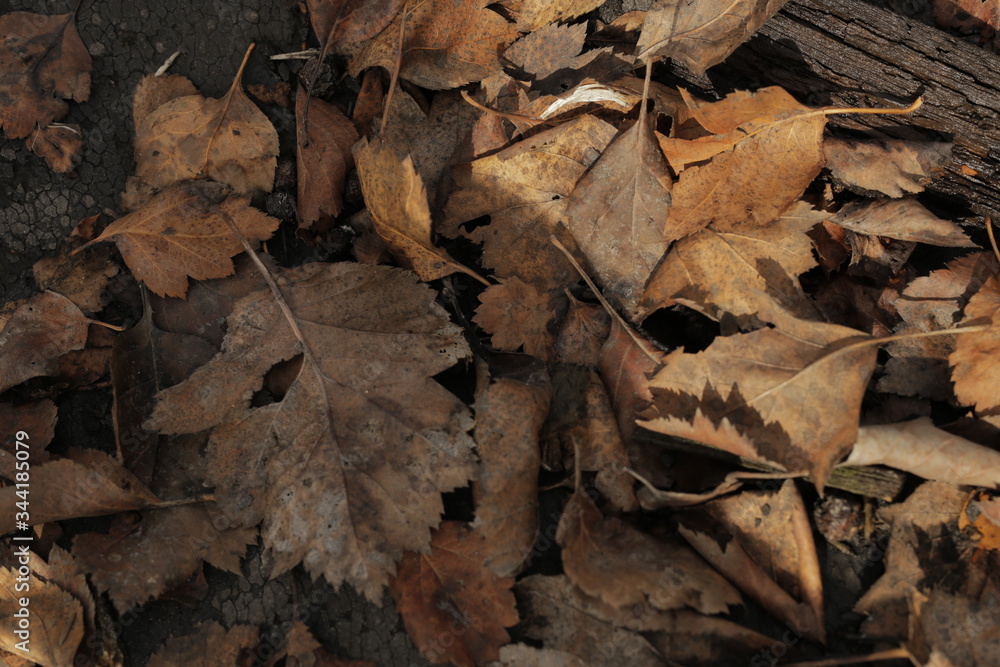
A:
[
  {"left": 844, "top": 418, "right": 1000, "bottom": 487},
  {"left": 134, "top": 45, "right": 278, "bottom": 194},
  {"left": 0, "top": 564, "right": 84, "bottom": 667},
  {"left": 473, "top": 377, "right": 550, "bottom": 577},
  {"left": 146, "top": 262, "right": 476, "bottom": 600},
  {"left": 0, "top": 11, "right": 91, "bottom": 140},
  {"left": 564, "top": 114, "right": 672, "bottom": 318},
  {"left": 33, "top": 242, "right": 119, "bottom": 314},
  {"left": 833, "top": 198, "right": 975, "bottom": 247},
  {"left": 296, "top": 86, "right": 358, "bottom": 226},
  {"left": 878, "top": 252, "right": 998, "bottom": 400},
  {"left": 637, "top": 0, "right": 790, "bottom": 72},
  {"left": 505, "top": 22, "right": 601, "bottom": 79},
  {"left": 640, "top": 200, "right": 825, "bottom": 325},
  {"left": 132, "top": 73, "right": 199, "bottom": 131},
  {"left": 0, "top": 290, "right": 91, "bottom": 394},
  {"left": 0, "top": 448, "right": 158, "bottom": 534},
  {"left": 474, "top": 279, "right": 566, "bottom": 360},
  {"left": 514, "top": 0, "right": 605, "bottom": 31},
  {"left": 350, "top": 0, "right": 518, "bottom": 90},
  {"left": 558, "top": 491, "right": 740, "bottom": 613},
  {"left": 84, "top": 181, "right": 279, "bottom": 298},
  {"left": 148, "top": 620, "right": 258, "bottom": 667},
  {"left": 824, "top": 137, "right": 952, "bottom": 197},
  {"left": 27, "top": 123, "right": 84, "bottom": 173},
  {"left": 306, "top": 0, "right": 405, "bottom": 55},
  {"left": 950, "top": 274, "right": 1000, "bottom": 417},
  {"left": 641, "top": 309, "right": 878, "bottom": 489},
  {"left": 355, "top": 137, "right": 483, "bottom": 283},
  {"left": 390, "top": 521, "right": 518, "bottom": 667},
  {"left": 676, "top": 512, "right": 825, "bottom": 643},
  {"left": 443, "top": 114, "right": 617, "bottom": 290}
]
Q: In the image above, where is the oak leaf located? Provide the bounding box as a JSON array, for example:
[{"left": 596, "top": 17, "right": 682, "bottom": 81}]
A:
[
  {"left": 557, "top": 491, "right": 740, "bottom": 613},
  {"left": 0, "top": 11, "right": 91, "bottom": 140},
  {"left": 146, "top": 262, "right": 476, "bottom": 600},
  {"left": 637, "top": 0, "right": 791, "bottom": 72},
  {"left": 390, "top": 521, "right": 518, "bottom": 667},
  {"left": 824, "top": 137, "right": 952, "bottom": 197},
  {"left": 354, "top": 137, "right": 482, "bottom": 282},
  {"left": 443, "top": 115, "right": 617, "bottom": 290},
  {"left": 148, "top": 621, "right": 258, "bottom": 667},
  {"left": 474, "top": 279, "right": 566, "bottom": 360},
  {"left": 134, "top": 46, "right": 278, "bottom": 194},
  {"left": 0, "top": 565, "right": 84, "bottom": 667},
  {"left": 86, "top": 181, "right": 279, "bottom": 298},
  {"left": 641, "top": 310, "right": 878, "bottom": 488},
  {"left": 564, "top": 115, "right": 672, "bottom": 318},
  {"left": 296, "top": 86, "right": 358, "bottom": 226},
  {"left": 0, "top": 291, "right": 91, "bottom": 394},
  {"left": 350, "top": 0, "right": 519, "bottom": 90},
  {"left": 951, "top": 274, "right": 1000, "bottom": 417}
]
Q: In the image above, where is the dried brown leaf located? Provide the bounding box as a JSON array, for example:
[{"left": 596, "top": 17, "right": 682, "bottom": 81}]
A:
[
  {"left": 0, "top": 11, "right": 91, "bottom": 140},
  {"left": 132, "top": 73, "right": 199, "bottom": 132},
  {"left": 474, "top": 279, "right": 566, "bottom": 360},
  {"left": 296, "top": 87, "right": 358, "bottom": 226},
  {"left": 33, "top": 242, "right": 119, "bottom": 315},
  {"left": 833, "top": 198, "right": 975, "bottom": 247},
  {"left": 516, "top": 0, "right": 604, "bottom": 31},
  {"left": 27, "top": 123, "right": 83, "bottom": 173},
  {"left": 88, "top": 181, "right": 279, "bottom": 298},
  {"left": 0, "top": 565, "right": 84, "bottom": 667},
  {"left": 824, "top": 137, "right": 952, "bottom": 197},
  {"left": 148, "top": 621, "right": 258, "bottom": 667},
  {"left": 306, "top": 0, "right": 405, "bottom": 54},
  {"left": 951, "top": 274, "right": 1000, "bottom": 416},
  {"left": 505, "top": 22, "right": 593, "bottom": 79},
  {"left": 555, "top": 296, "right": 611, "bottom": 366},
  {"left": 134, "top": 47, "right": 278, "bottom": 194},
  {"left": 390, "top": 521, "right": 518, "bottom": 667}
]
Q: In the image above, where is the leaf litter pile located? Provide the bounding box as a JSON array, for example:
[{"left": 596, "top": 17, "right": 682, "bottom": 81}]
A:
[{"left": 3, "top": 1, "right": 1000, "bottom": 665}]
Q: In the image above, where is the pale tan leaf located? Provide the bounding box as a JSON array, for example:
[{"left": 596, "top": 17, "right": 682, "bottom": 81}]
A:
[
  {"left": 0, "top": 566, "right": 84, "bottom": 667},
  {"left": 951, "top": 274, "right": 1000, "bottom": 416},
  {"left": 824, "top": 137, "right": 952, "bottom": 197},
  {"left": 516, "top": 0, "right": 604, "bottom": 31},
  {"left": 833, "top": 198, "right": 975, "bottom": 247},
  {"left": 132, "top": 73, "right": 198, "bottom": 133}
]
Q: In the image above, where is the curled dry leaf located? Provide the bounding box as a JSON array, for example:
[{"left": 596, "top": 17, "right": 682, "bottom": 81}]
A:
[
  {"left": 824, "top": 137, "right": 952, "bottom": 197},
  {"left": 148, "top": 621, "right": 258, "bottom": 667},
  {"left": 844, "top": 418, "right": 1000, "bottom": 487},
  {"left": 0, "top": 290, "right": 91, "bottom": 394},
  {"left": 637, "top": 0, "right": 791, "bottom": 72},
  {"left": 390, "top": 521, "right": 519, "bottom": 667},
  {"left": 557, "top": 491, "right": 741, "bottom": 613},
  {"left": 296, "top": 86, "right": 358, "bottom": 226},
  {"left": 951, "top": 274, "right": 1000, "bottom": 417},
  {"left": 27, "top": 123, "right": 84, "bottom": 173},
  {"left": 355, "top": 137, "right": 482, "bottom": 282},
  {"left": 86, "top": 181, "right": 280, "bottom": 298},
  {"left": 0, "top": 565, "right": 84, "bottom": 667},
  {"left": 473, "top": 377, "right": 550, "bottom": 577},
  {"left": 832, "top": 198, "right": 975, "bottom": 248},
  {"left": 564, "top": 115, "right": 672, "bottom": 319},
  {"left": 0, "top": 11, "right": 91, "bottom": 140},
  {"left": 134, "top": 46, "right": 278, "bottom": 194},
  {"left": 443, "top": 114, "right": 617, "bottom": 290},
  {"left": 474, "top": 279, "right": 566, "bottom": 360},
  {"left": 146, "top": 262, "right": 476, "bottom": 600},
  {"left": 642, "top": 309, "right": 878, "bottom": 489},
  {"left": 350, "top": 0, "right": 519, "bottom": 90}
]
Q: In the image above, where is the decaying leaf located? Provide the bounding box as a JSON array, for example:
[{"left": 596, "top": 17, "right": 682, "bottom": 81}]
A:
[
  {"left": 474, "top": 279, "right": 566, "bottom": 360},
  {"left": 637, "top": 0, "right": 791, "bottom": 72},
  {"left": 443, "top": 114, "right": 617, "bottom": 289},
  {"left": 557, "top": 491, "right": 741, "bottom": 613},
  {"left": 148, "top": 621, "right": 258, "bottom": 667},
  {"left": 354, "top": 137, "right": 481, "bottom": 282},
  {"left": 296, "top": 86, "right": 358, "bottom": 226},
  {"left": 390, "top": 521, "right": 518, "bottom": 667},
  {"left": 146, "top": 262, "right": 476, "bottom": 600},
  {"left": 473, "top": 377, "right": 550, "bottom": 577},
  {"left": 0, "top": 11, "right": 91, "bottom": 140},
  {"left": 824, "top": 137, "right": 952, "bottom": 197},
  {"left": 33, "top": 240, "right": 119, "bottom": 315},
  {"left": 0, "top": 565, "right": 84, "bottom": 667},
  {"left": 134, "top": 46, "right": 278, "bottom": 194},
  {"left": 350, "top": 0, "right": 519, "bottom": 90},
  {"left": 27, "top": 123, "right": 84, "bottom": 173},
  {"left": 641, "top": 309, "right": 878, "bottom": 488},
  {"left": 85, "top": 181, "right": 279, "bottom": 298},
  {"left": 0, "top": 291, "right": 91, "bottom": 394},
  {"left": 564, "top": 115, "right": 672, "bottom": 318}
]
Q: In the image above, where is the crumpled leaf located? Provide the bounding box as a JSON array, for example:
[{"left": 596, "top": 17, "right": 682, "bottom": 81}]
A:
[
  {"left": 443, "top": 114, "right": 617, "bottom": 290},
  {"left": 354, "top": 137, "right": 481, "bottom": 282},
  {"left": 0, "top": 11, "right": 91, "bottom": 140},
  {"left": 557, "top": 491, "right": 740, "bottom": 613},
  {"left": 85, "top": 181, "right": 279, "bottom": 298},
  {"left": 296, "top": 86, "right": 358, "bottom": 226},
  {"left": 390, "top": 521, "right": 518, "bottom": 667},
  {"left": 824, "top": 137, "right": 952, "bottom": 197},
  {"left": 637, "top": 0, "right": 791, "bottom": 73},
  {"left": 641, "top": 309, "right": 878, "bottom": 489},
  {"left": 0, "top": 291, "right": 91, "bottom": 394},
  {"left": 148, "top": 621, "right": 258, "bottom": 667},
  {"left": 832, "top": 198, "right": 975, "bottom": 248},
  {"left": 564, "top": 115, "right": 672, "bottom": 318},
  {"left": 146, "top": 262, "right": 476, "bottom": 600},
  {"left": 0, "top": 565, "right": 84, "bottom": 667},
  {"left": 350, "top": 0, "right": 518, "bottom": 90},
  {"left": 134, "top": 46, "right": 278, "bottom": 194},
  {"left": 474, "top": 279, "right": 566, "bottom": 360}
]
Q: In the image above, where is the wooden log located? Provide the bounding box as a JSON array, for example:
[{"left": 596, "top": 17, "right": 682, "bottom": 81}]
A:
[{"left": 668, "top": 0, "right": 1000, "bottom": 220}]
